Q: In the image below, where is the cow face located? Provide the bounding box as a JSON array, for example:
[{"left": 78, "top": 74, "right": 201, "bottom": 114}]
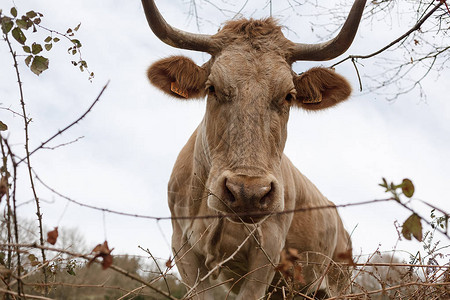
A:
[
  {"left": 148, "top": 61, "right": 350, "bottom": 222},
  {"left": 147, "top": 20, "right": 352, "bottom": 223}
]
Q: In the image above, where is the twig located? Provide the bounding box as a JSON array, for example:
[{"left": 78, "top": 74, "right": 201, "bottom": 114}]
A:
[
  {"left": 312, "top": 261, "right": 332, "bottom": 299},
  {"left": 351, "top": 57, "right": 363, "bottom": 91},
  {"left": 41, "top": 136, "right": 84, "bottom": 150},
  {"left": 331, "top": 1, "right": 445, "bottom": 68},
  {"left": 24, "top": 281, "right": 152, "bottom": 297},
  {"left": 0, "top": 242, "right": 178, "bottom": 300},
  {"left": 0, "top": 288, "right": 54, "bottom": 300},
  {"left": 0, "top": 138, "right": 14, "bottom": 291},
  {"left": 183, "top": 225, "right": 259, "bottom": 299},
  {"left": 138, "top": 246, "right": 171, "bottom": 294},
  {"left": 1, "top": 137, "right": 24, "bottom": 297},
  {"left": 18, "top": 82, "right": 109, "bottom": 165},
  {"left": 4, "top": 27, "right": 48, "bottom": 293},
  {"left": 326, "top": 281, "right": 450, "bottom": 299},
  {"left": 117, "top": 284, "right": 146, "bottom": 300},
  {"left": 224, "top": 263, "right": 275, "bottom": 299},
  {"left": 352, "top": 262, "right": 450, "bottom": 269},
  {"left": 0, "top": 106, "right": 27, "bottom": 119},
  {"left": 194, "top": 278, "right": 235, "bottom": 297}
]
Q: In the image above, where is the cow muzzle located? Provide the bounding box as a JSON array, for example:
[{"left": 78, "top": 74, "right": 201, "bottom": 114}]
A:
[{"left": 207, "top": 171, "right": 283, "bottom": 223}]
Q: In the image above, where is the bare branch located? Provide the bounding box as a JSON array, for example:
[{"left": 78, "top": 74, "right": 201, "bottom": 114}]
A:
[
  {"left": 331, "top": 1, "right": 445, "bottom": 68},
  {"left": 18, "top": 82, "right": 109, "bottom": 165}
]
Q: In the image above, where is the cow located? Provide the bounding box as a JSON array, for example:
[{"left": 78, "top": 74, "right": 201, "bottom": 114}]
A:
[{"left": 142, "top": 0, "right": 366, "bottom": 298}]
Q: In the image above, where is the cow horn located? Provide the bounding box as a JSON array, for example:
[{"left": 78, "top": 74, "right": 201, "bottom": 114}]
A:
[
  {"left": 142, "top": 0, "right": 218, "bottom": 54},
  {"left": 290, "top": 0, "right": 367, "bottom": 61}
]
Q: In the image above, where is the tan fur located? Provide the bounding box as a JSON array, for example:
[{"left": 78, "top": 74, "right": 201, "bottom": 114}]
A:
[
  {"left": 147, "top": 56, "right": 208, "bottom": 99},
  {"left": 212, "top": 18, "right": 295, "bottom": 58},
  {"left": 147, "top": 17, "right": 354, "bottom": 299},
  {"left": 294, "top": 67, "right": 352, "bottom": 110}
]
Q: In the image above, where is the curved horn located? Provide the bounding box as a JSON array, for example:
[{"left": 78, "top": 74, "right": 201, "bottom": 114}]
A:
[
  {"left": 290, "top": 0, "right": 367, "bottom": 61},
  {"left": 142, "top": 0, "right": 218, "bottom": 53}
]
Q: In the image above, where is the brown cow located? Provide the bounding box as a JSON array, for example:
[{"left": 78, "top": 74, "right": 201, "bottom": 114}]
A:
[{"left": 143, "top": 0, "right": 366, "bottom": 298}]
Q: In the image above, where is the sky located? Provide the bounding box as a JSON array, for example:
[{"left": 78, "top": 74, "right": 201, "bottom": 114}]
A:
[{"left": 1, "top": 0, "right": 449, "bottom": 268}]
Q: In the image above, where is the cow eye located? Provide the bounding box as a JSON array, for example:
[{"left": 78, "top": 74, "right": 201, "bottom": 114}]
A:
[
  {"left": 208, "top": 85, "right": 215, "bottom": 94},
  {"left": 285, "top": 93, "right": 293, "bottom": 102}
]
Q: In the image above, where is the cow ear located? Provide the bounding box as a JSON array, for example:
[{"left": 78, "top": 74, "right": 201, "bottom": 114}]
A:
[
  {"left": 293, "top": 67, "right": 352, "bottom": 111},
  {"left": 147, "top": 56, "right": 209, "bottom": 99}
]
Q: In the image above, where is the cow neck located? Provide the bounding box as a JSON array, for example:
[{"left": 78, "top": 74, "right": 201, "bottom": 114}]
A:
[{"left": 189, "top": 121, "right": 213, "bottom": 213}]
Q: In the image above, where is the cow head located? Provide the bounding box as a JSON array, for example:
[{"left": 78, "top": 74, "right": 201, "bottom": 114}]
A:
[{"left": 144, "top": 0, "right": 364, "bottom": 223}]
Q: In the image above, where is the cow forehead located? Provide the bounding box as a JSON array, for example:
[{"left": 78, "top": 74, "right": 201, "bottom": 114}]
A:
[{"left": 209, "top": 50, "right": 294, "bottom": 94}]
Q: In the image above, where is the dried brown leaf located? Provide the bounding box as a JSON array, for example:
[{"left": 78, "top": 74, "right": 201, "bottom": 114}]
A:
[
  {"left": 46, "top": 227, "right": 58, "bottom": 245},
  {"left": 89, "top": 241, "right": 114, "bottom": 270},
  {"left": 337, "top": 249, "right": 356, "bottom": 266},
  {"left": 0, "top": 176, "right": 7, "bottom": 202},
  {"left": 165, "top": 257, "right": 172, "bottom": 268},
  {"left": 102, "top": 253, "right": 113, "bottom": 270},
  {"left": 275, "top": 248, "right": 304, "bottom": 283}
]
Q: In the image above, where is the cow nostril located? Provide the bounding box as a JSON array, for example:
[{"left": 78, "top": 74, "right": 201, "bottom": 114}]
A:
[
  {"left": 259, "top": 196, "right": 269, "bottom": 207},
  {"left": 258, "top": 183, "right": 272, "bottom": 207},
  {"left": 224, "top": 179, "right": 237, "bottom": 203}
]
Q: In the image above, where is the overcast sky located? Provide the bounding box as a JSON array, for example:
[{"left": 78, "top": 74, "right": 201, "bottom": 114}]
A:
[{"left": 1, "top": 0, "right": 449, "bottom": 266}]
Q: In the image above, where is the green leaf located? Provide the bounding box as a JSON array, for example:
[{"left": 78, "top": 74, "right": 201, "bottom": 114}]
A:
[
  {"left": 33, "top": 17, "right": 41, "bottom": 25},
  {"left": 22, "top": 45, "right": 31, "bottom": 53},
  {"left": 31, "top": 42, "right": 43, "bottom": 54},
  {"left": 10, "top": 7, "right": 17, "bottom": 18},
  {"left": 53, "top": 37, "right": 60, "bottom": 43},
  {"left": 44, "top": 36, "right": 52, "bottom": 43},
  {"left": 15, "top": 19, "right": 29, "bottom": 29},
  {"left": 26, "top": 10, "right": 37, "bottom": 18},
  {"left": 0, "top": 121, "right": 8, "bottom": 131},
  {"left": 30, "top": 55, "right": 49, "bottom": 75},
  {"left": 378, "top": 177, "right": 388, "bottom": 189},
  {"left": 24, "top": 55, "right": 32, "bottom": 66},
  {"left": 401, "top": 178, "right": 414, "bottom": 198},
  {"left": 71, "top": 39, "right": 82, "bottom": 48},
  {"left": 44, "top": 43, "right": 52, "bottom": 51},
  {"left": 1, "top": 17, "right": 14, "bottom": 34},
  {"left": 402, "top": 213, "right": 422, "bottom": 241},
  {"left": 12, "top": 27, "right": 26, "bottom": 44},
  {"left": 74, "top": 23, "right": 81, "bottom": 31},
  {"left": 67, "top": 269, "right": 76, "bottom": 276}
]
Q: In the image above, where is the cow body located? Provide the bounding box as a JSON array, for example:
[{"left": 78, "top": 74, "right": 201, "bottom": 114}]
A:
[
  {"left": 143, "top": 1, "right": 366, "bottom": 298},
  {"left": 170, "top": 128, "right": 350, "bottom": 298}
]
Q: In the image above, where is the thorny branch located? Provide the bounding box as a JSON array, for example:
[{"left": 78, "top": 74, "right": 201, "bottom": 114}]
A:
[
  {"left": 17, "top": 82, "right": 109, "bottom": 165},
  {"left": 0, "top": 243, "right": 178, "bottom": 300},
  {"left": 1, "top": 137, "right": 23, "bottom": 298},
  {"left": 0, "top": 288, "right": 53, "bottom": 300},
  {"left": 3, "top": 27, "right": 48, "bottom": 294},
  {"left": 331, "top": 1, "right": 445, "bottom": 68},
  {"left": 183, "top": 225, "right": 259, "bottom": 299},
  {"left": 326, "top": 281, "right": 450, "bottom": 300},
  {"left": 32, "top": 174, "right": 450, "bottom": 240}
]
